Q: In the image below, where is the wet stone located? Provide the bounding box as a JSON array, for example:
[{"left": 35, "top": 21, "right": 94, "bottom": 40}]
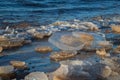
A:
[
  {"left": 0, "top": 65, "right": 15, "bottom": 80},
  {"left": 35, "top": 46, "right": 52, "bottom": 53},
  {"left": 50, "top": 51, "right": 77, "bottom": 61},
  {"left": 10, "top": 61, "right": 27, "bottom": 69}
]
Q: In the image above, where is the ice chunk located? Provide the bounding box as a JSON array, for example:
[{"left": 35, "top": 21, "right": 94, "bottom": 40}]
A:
[
  {"left": 73, "top": 32, "right": 112, "bottom": 50},
  {"left": 49, "top": 31, "right": 111, "bottom": 51},
  {"left": 48, "top": 32, "right": 85, "bottom": 50}
]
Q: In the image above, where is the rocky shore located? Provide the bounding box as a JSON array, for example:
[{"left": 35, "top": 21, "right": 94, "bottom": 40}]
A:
[{"left": 0, "top": 15, "right": 120, "bottom": 80}]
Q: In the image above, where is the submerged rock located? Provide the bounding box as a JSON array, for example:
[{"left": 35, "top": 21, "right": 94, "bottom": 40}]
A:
[
  {"left": 50, "top": 51, "right": 77, "bottom": 61},
  {"left": 0, "top": 65, "right": 14, "bottom": 74},
  {"left": 10, "top": 61, "right": 27, "bottom": 69},
  {"left": 0, "top": 65, "right": 15, "bottom": 80},
  {"left": 105, "top": 33, "right": 120, "bottom": 44},
  {"left": 35, "top": 46, "right": 52, "bottom": 53},
  {"left": 111, "top": 25, "right": 120, "bottom": 33},
  {"left": 0, "top": 37, "right": 24, "bottom": 49},
  {"left": 24, "top": 72, "right": 48, "bottom": 80},
  {"left": 25, "top": 57, "right": 60, "bottom": 72}
]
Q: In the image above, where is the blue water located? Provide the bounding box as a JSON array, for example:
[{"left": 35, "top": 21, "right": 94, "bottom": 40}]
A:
[{"left": 0, "top": 0, "right": 120, "bottom": 26}]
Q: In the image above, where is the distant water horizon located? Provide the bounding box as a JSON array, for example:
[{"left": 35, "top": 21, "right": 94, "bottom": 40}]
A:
[{"left": 0, "top": 0, "right": 120, "bottom": 27}]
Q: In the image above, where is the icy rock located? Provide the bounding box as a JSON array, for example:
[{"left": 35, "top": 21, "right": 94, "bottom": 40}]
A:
[
  {"left": 78, "top": 22, "right": 99, "bottom": 31},
  {"left": 48, "top": 32, "right": 84, "bottom": 50},
  {"left": 52, "top": 21, "right": 70, "bottom": 27},
  {"left": 27, "top": 28, "right": 36, "bottom": 33},
  {"left": 53, "top": 61, "right": 92, "bottom": 80},
  {"left": 16, "top": 32, "right": 32, "bottom": 40},
  {"left": 49, "top": 31, "right": 111, "bottom": 51},
  {"left": 113, "top": 16, "right": 120, "bottom": 22},
  {"left": 51, "top": 21, "right": 99, "bottom": 31},
  {"left": 0, "top": 65, "right": 14, "bottom": 74},
  {"left": 73, "top": 32, "right": 112, "bottom": 50},
  {"left": 27, "top": 28, "right": 52, "bottom": 39},
  {"left": 24, "top": 72, "right": 48, "bottom": 80},
  {"left": 86, "top": 63, "right": 112, "bottom": 80},
  {"left": 72, "top": 32, "right": 105, "bottom": 41},
  {"left": 99, "top": 66, "right": 112, "bottom": 78}
]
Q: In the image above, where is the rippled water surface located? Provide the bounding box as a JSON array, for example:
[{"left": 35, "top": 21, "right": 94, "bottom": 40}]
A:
[{"left": 0, "top": 0, "right": 120, "bottom": 26}]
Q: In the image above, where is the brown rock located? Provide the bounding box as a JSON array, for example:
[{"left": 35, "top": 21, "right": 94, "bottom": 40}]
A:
[
  {"left": 35, "top": 46, "right": 52, "bottom": 53},
  {"left": 111, "top": 25, "right": 120, "bottom": 33},
  {"left": 50, "top": 51, "right": 77, "bottom": 61},
  {"left": 0, "top": 65, "right": 15, "bottom": 79},
  {"left": 96, "top": 48, "right": 110, "bottom": 58},
  {"left": 0, "top": 65, "right": 14, "bottom": 74},
  {"left": 10, "top": 61, "right": 27, "bottom": 69},
  {"left": 0, "top": 38, "right": 24, "bottom": 49}
]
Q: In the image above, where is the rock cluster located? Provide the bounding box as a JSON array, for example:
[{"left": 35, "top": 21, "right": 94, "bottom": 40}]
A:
[
  {"left": 53, "top": 57, "right": 120, "bottom": 80},
  {"left": 49, "top": 31, "right": 112, "bottom": 51}
]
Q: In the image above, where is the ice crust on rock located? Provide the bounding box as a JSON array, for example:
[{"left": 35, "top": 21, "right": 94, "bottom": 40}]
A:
[
  {"left": 48, "top": 32, "right": 85, "bottom": 50},
  {"left": 49, "top": 31, "right": 111, "bottom": 50}
]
